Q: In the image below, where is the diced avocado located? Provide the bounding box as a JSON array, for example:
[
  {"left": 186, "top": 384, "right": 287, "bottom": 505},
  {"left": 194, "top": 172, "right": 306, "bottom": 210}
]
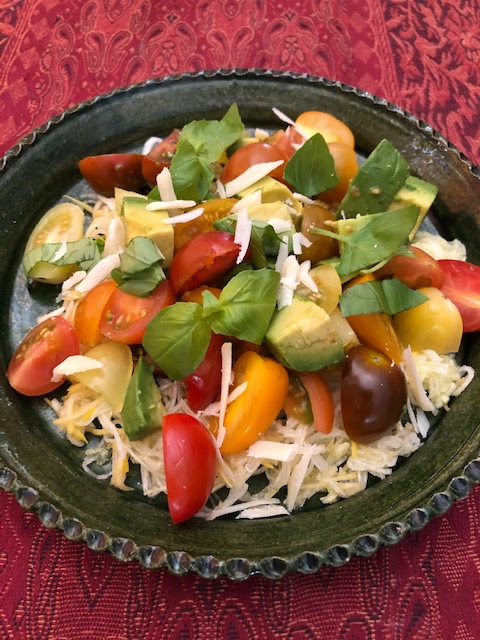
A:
[
  {"left": 389, "top": 176, "right": 438, "bottom": 239},
  {"left": 121, "top": 356, "right": 165, "bottom": 441},
  {"left": 238, "top": 176, "right": 302, "bottom": 214},
  {"left": 265, "top": 297, "right": 344, "bottom": 371},
  {"left": 330, "top": 213, "right": 382, "bottom": 254},
  {"left": 337, "top": 139, "right": 410, "bottom": 218},
  {"left": 122, "top": 197, "right": 174, "bottom": 267},
  {"left": 247, "top": 202, "right": 294, "bottom": 226},
  {"left": 227, "top": 136, "right": 258, "bottom": 156},
  {"left": 115, "top": 187, "right": 147, "bottom": 216}
]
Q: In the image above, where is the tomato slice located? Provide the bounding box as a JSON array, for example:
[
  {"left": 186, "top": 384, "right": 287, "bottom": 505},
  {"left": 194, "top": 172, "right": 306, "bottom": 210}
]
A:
[
  {"left": 78, "top": 153, "right": 144, "bottom": 197},
  {"left": 169, "top": 231, "right": 241, "bottom": 294},
  {"left": 297, "top": 372, "right": 334, "bottom": 434},
  {"left": 376, "top": 247, "right": 445, "bottom": 290},
  {"left": 100, "top": 279, "right": 176, "bottom": 344},
  {"left": 183, "top": 333, "right": 224, "bottom": 412},
  {"left": 220, "top": 142, "right": 287, "bottom": 184},
  {"left": 142, "top": 129, "right": 181, "bottom": 184},
  {"left": 162, "top": 413, "right": 217, "bottom": 524},
  {"left": 267, "top": 129, "right": 297, "bottom": 160},
  {"left": 7, "top": 317, "right": 80, "bottom": 396},
  {"left": 74, "top": 279, "right": 118, "bottom": 348},
  {"left": 438, "top": 259, "right": 480, "bottom": 332}
]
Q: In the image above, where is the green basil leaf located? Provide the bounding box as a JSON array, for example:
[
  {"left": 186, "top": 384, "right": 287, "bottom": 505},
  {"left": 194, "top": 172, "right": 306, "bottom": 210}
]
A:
[
  {"left": 337, "top": 139, "right": 410, "bottom": 218},
  {"left": 113, "top": 264, "right": 166, "bottom": 298},
  {"left": 339, "top": 279, "right": 429, "bottom": 316},
  {"left": 337, "top": 206, "right": 419, "bottom": 277},
  {"left": 142, "top": 302, "right": 211, "bottom": 380},
  {"left": 170, "top": 138, "right": 214, "bottom": 201},
  {"left": 23, "top": 238, "right": 100, "bottom": 276},
  {"left": 180, "top": 104, "right": 244, "bottom": 164},
  {"left": 213, "top": 216, "right": 281, "bottom": 268},
  {"left": 202, "top": 269, "right": 280, "bottom": 343},
  {"left": 118, "top": 237, "right": 164, "bottom": 275},
  {"left": 283, "top": 133, "right": 339, "bottom": 197}
]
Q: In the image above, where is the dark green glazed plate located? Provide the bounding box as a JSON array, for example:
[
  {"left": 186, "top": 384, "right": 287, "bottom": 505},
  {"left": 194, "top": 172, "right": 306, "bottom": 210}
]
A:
[{"left": 0, "top": 70, "right": 479, "bottom": 580}]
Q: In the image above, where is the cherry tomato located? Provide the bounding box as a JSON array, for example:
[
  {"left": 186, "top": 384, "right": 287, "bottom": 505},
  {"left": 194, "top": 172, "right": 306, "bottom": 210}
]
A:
[
  {"left": 100, "top": 279, "right": 176, "bottom": 344},
  {"left": 78, "top": 153, "right": 144, "bottom": 197},
  {"left": 341, "top": 345, "right": 407, "bottom": 444},
  {"left": 74, "top": 279, "right": 118, "bottom": 348},
  {"left": 438, "top": 259, "right": 480, "bottom": 332},
  {"left": 318, "top": 142, "right": 359, "bottom": 205},
  {"left": 169, "top": 231, "right": 241, "bottom": 294},
  {"left": 141, "top": 129, "right": 181, "bottom": 184},
  {"left": 299, "top": 203, "right": 339, "bottom": 263},
  {"left": 183, "top": 333, "right": 224, "bottom": 412},
  {"left": 181, "top": 286, "right": 222, "bottom": 305},
  {"left": 376, "top": 247, "right": 445, "bottom": 290},
  {"left": 267, "top": 129, "right": 297, "bottom": 159},
  {"left": 173, "top": 199, "right": 237, "bottom": 252},
  {"left": 294, "top": 111, "right": 355, "bottom": 147},
  {"left": 162, "top": 413, "right": 217, "bottom": 524},
  {"left": 7, "top": 317, "right": 80, "bottom": 396},
  {"left": 284, "top": 374, "right": 314, "bottom": 425},
  {"left": 220, "top": 142, "right": 287, "bottom": 184},
  {"left": 297, "top": 372, "right": 335, "bottom": 434}
]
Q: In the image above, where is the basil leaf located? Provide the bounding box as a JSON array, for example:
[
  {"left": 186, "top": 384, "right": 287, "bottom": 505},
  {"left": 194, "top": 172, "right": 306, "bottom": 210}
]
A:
[
  {"left": 283, "top": 133, "right": 339, "bottom": 197},
  {"left": 337, "top": 206, "right": 419, "bottom": 277},
  {"left": 142, "top": 302, "right": 211, "bottom": 380},
  {"left": 213, "top": 217, "right": 281, "bottom": 268},
  {"left": 340, "top": 279, "right": 429, "bottom": 316},
  {"left": 170, "top": 138, "right": 214, "bottom": 201},
  {"left": 337, "top": 139, "right": 410, "bottom": 218},
  {"left": 202, "top": 269, "right": 280, "bottom": 343},
  {"left": 112, "top": 263, "right": 166, "bottom": 297},
  {"left": 111, "top": 237, "right": 165, "bottom": 297},
  {"left": 180, "top": 104, "right": 244, "bottom": 163},
  {"left": 23, "top": 238, "right": 100, "bottom": 276}
]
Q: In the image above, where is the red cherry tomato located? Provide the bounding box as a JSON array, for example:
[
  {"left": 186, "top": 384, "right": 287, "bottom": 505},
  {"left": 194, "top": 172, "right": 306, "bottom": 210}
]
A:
[
  {"left": 298, "top": 372, "right": 335, "bottom": 434},
  {"left": 142, "top": 129, "right": 181, "bottom": 184},
  {"left": 267, "top": 129, "right": 297, "bottom": 160},
  {"left": 7, "top": 317, "right": 80, "bottom": 396},
  {"left": 376, "top": 247, "right": 445, "bottom": 290},
  {"left": 162, "top": 413, "right": 217, "bottom": 524},
  {"left": 78, "top": 153, "right": 144, "bottom": 197},
  {"left": 220, "top": 142, "right": 287, "bottom": 183},
  {"left": 100, "top": 279, "right": 176, "bottom": 344},
  {"left": 341, "top": 345, "right": 407, "bottom": 444},
  {"left": 183, "top": 333, "right": 224, "bottom": 412},
  {"left": 438, "top": 259, "right": 480, "bottom": 332},
  {"left": 169, "top": 231, "right": 240, "bottom": 294}
]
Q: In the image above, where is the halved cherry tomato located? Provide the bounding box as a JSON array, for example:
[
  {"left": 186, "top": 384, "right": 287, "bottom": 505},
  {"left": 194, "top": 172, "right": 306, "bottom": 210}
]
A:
[
  {"left": 267, "top": 129, "right": 297, "bottom": 160},
  {"left": 293, "top": 111, "right": 355, "bottom": 147},
  {"left": 220, "top": 142, "right": 287, "bottom": 183},
  {"left": 78, "top": 153, "right": 144, "bottom": 197},
  {"left": 174, "top": 199, "right": 237, "bottom": 252},
  {"left": 7, "top": 317, "right": 80, "bottom": 396},
  {"left": 438, "top": 259, "right": 480, "bottom": 332},
  {"left": 100, "top": 279, "right": 176, "bottom": 344},
  {"left": 162, "top": 413, "right": 217, "bottom": 524},
  {"left": 142, "top": 128, "right": 181, "bottom": 184},
  {"left": 221, "top": 351, "right": 289, "bottom": 455},
  {"left": 183, "top": 333, "right": 224, "bottom": 412},
  {"left": 74, "top": 279, "right": 118, "bottom": 348},
  {"left": 169, "top": 231, "right": 241, "bottom": 294},
  {"left": 376, "top": 247, "right": 445, "bottom": 290},
  {"left": 181, "top": 286, "right": 222, "bottom": 305},
  {"left": 297, "top": 372, "right": 334, "bottom": 434},
  {"left": 318, "top": 141, "right": 359, "bottom": 205},
  {"left": 299, "top": 203, "right": 339, "bottom": 263}
]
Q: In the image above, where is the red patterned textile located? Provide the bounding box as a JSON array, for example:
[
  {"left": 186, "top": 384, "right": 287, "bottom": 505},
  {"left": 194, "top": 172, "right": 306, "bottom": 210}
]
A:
[{"left": 1, "top": 1, "right": 480, "bottom": 638}]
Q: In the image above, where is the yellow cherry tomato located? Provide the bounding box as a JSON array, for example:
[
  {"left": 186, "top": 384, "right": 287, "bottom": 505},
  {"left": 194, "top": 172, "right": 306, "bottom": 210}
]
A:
[
  {"left": 394, "top": 287, "right": 463, "bottom": 354},
  {"left": 295, "top": 111, "right": 355, "bottom": 147},
  {"left": 220, "top": 351, "right": 289, "bottom": 455}
]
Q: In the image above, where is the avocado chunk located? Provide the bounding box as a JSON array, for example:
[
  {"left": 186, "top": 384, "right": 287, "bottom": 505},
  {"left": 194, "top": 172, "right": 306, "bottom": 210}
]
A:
[
  {"left": 337, "top": 139, "right": 410, "bottom": 218},
  {"left": 238, "top": 176, "right": 302, "bottom": 214},
  {"left": 227, "top": 136, "right": 258, "bottom": 156},
  {"left": 122, "top": 356, "right": 165, "bottom": 441},
  {"left": 115, "top": 187, "right": 147, "bottom": 216},
  {"left": 389, "top": 175, "right": 437, "bottom": 239},
  {"left": 265, "top": 297, "right": 344, "bottom": 371},
  {"left": 122, "top": 196, "right": 174, "bottom": 267},
  {"left": 247, "top": 202, "right": 294, "bottom": 228}
]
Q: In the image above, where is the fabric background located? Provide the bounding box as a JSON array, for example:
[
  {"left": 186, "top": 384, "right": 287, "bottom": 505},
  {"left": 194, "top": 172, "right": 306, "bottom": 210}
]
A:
[{"left": 1, "top": 0, "right": 479, "bottom": 638}]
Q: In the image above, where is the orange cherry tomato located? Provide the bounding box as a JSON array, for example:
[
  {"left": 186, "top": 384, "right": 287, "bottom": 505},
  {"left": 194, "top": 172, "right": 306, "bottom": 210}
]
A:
[
  {"left": 173, "top": 199, "right": 237, "bottom": 252},
  {"left": 221, "top": 351, "right": 289, "bottom": 455},
  {"left": 267, "top": 129, "right": 297, "bottom": 159},
  {"left": 181, "top": 286, "right": 222, "bottom": 305},
  {"left": 294, "top": 111, "right": 355, "bottom": 147},
  {"left": 220, "top": 142, "right": 287, "bottom": 184},
  {"left": 78, "top": 153, "right": 144, "bottom": 197},
  {"left": 297, "top": 372, "right": 335, "bottom": 434},
  {"left": 74, "top": 279, "right": 118, "bottom": 348},
  {"left": 318, "top": 142, "right": 359, "bottom": 205}
]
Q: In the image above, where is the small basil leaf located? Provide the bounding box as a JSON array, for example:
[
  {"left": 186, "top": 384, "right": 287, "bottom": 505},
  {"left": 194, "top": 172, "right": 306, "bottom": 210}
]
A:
[
  {"left": 339, "top": 279, "right": 428, "bottom": 316},
  {"left": 202, "top": 269, "right": 280, "bottom": 344},
  {"left": 115, "top": 264, "right": 166, "bottom": 298},
  {"left": 170, "top": 138, "right": 214, "bottom": 201},
  {"left": 283, "top": 133, "right": 339, "bottom": 197},
  {"left": 23, "top": 238, "right": 101, "bottom": 276},
  {"left": 142, "top": 302, "right": 211, "bottom": 380},
  {"left": 111, "top": 237, "right": 165, "bottom": 297}
]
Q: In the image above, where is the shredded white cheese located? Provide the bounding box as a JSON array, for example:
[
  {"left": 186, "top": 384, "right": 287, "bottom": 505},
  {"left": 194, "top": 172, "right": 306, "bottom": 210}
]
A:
[
  {"left": 271, "top": 107, "right": 310, "bottom": 140},
  {"left": 231, "top": 190, "right": 262, "bottom": 212},
  {"left": 216, "top": 179, "right": 227, "bottom": 199},
  {"left": 146, "top": 199, "right": 197, "bottom": 211},
  {"left": 61, "top": 270, "right": 87, "bottom": 293},
  {"left": 224, "top": 161, "right": 284, "bottom": 197},
  {"left": 298, "top": 260, "right": 318, "bottom": 292},
  {"left": 75, "top": 254, "right": 121, "bottom": 294},
  {"left": 160, "top": 207, "right": 204, "bottom": 225},
  {"left": 51, "top": 356, "right": 103, "bottom": 382},
  {"left": 51, "top": 240, "right": 68, "bottom": 262},
  {"left": 254, "top": 128, "right": 270, "bottom": 141},
  {"left": 247, "top": 441, "right": 296, "bottom": 462},
  {"left": 142, "top": 136, "right": 163, "bottom": 155},
  {"left": 275, "top": 236, "right": 289, "bottom": 273},
  {"left": 293, "top": 192, "right": 315, "bottom": 205},
  {"left": 268, "top": 217, "right": 292, "bottom": 234},
  {"left": 156, "top": 167, "right": 177, "bottom": 202},
  {"left": 216, "top": 343, "right": 233, "bottom": 448},
  {"left": 233, "top": 208, "right": 252, "bottom": 264},
  {"left": 103, "top": 217, "right": 126, "bottom": 256}
]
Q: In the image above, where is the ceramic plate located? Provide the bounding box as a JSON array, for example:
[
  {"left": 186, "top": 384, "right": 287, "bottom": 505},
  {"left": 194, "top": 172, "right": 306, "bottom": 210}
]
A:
[{"left": 0, "top": 70, "right": 479, "bottom": 580}]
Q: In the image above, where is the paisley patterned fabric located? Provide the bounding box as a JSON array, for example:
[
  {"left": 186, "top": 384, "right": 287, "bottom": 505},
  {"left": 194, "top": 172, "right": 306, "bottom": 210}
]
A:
[{"left": 1, "top": 0, "right": 480, "bottom": 637}]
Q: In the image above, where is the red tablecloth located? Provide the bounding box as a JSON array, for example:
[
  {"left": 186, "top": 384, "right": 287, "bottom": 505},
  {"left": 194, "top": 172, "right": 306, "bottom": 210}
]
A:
[{"left": 1, "top": 1, "right": 480, "bottom": 637}]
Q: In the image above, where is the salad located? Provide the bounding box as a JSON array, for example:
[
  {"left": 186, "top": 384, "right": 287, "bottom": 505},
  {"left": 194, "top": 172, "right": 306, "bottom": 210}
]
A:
[{"left": 6, "top": 105, "right": 479, "bottom": 525}]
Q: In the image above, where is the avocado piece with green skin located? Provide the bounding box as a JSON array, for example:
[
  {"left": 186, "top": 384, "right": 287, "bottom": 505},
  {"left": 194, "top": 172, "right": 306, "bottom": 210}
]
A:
[
  {"left": 122, "top": 356, "right": 166, "bottom": 441},
  {"left": 122, "top": 196, "right": 174, "bottom": 267},
  {"left": 265, "top": 297, "right": 344, "bottom": 371},
  {"left": 114, "top": 187, "right": 147, "bottom": 216},
  {"left": 388, "top": 175, "right": 438, "bottom": 239}
]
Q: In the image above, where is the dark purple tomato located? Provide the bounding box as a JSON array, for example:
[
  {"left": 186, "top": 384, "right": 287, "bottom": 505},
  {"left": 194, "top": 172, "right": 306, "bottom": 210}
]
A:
[{"left": 341, "top": 345, "right": 407, "bottom": 444}]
